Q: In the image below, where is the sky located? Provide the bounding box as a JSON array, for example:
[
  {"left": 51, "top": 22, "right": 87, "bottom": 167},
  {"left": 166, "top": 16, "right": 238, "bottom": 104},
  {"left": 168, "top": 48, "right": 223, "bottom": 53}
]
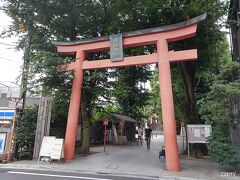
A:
[{"left": 0, "top": 8, "right": 23, "bottom": 84}]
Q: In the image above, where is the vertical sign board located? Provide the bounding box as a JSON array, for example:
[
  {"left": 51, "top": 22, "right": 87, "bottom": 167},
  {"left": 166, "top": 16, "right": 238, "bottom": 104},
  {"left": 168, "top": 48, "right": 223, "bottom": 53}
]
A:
[
  {"left": 38, "top": 136, "right": 56, "bottom": 162},
  {"left": 0, "top": 133, "right": 7, "bottom": 154},
  {"left": 50, "top": 138, "right": 64, "bottom": 161},
  {"left": 110, "top": 34, "right": 123, "bottom": 61}
]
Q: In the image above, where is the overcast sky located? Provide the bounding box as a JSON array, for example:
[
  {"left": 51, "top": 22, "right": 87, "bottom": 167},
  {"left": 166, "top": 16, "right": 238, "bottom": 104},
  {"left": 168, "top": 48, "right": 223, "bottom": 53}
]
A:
[{"left": 0, "top": 7, "right": 23, "bottom": 84}]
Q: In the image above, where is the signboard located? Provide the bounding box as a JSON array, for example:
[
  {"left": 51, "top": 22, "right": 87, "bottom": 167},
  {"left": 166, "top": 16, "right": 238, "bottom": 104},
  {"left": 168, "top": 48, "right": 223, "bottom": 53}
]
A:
[
  {"left": 187, "top": 125, "right": 212, "bottom": 144},
  {"left": 38, "top": 136, "right": 55, "bottom": 161},
  {"left": 38, "top": 136, "right": 64, "bottom": 162},
  {"left": 0, "top": 109, "right": 15, "bottom": 120},
  {"left": 51, "top": 138, "right": 64, "bottom": 160},
  {"left": 110, "top": 34, "right": 123, "bottom": 61},
  {"left": 0, "top": 133, "right": 6, "bottom": 153}
]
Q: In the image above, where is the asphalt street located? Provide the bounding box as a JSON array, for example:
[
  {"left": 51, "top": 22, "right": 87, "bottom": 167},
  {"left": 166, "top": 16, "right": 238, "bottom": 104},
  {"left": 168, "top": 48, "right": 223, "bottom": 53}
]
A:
[{"left": 0, "top": 168, "right": 157, "bottom": 180}]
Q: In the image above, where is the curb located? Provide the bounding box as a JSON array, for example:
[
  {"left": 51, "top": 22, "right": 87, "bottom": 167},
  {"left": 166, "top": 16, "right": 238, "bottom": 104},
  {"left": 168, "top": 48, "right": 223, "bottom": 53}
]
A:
[{"left": 0, "top": 163, "right": 208, "bottom": 180}]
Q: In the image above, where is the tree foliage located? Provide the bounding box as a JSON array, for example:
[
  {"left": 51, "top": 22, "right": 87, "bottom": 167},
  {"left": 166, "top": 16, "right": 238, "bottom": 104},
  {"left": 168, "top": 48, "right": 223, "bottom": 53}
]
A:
[
  {"left": 199, "top": 62, "right": 240, "bottom": 166},
  {"left": 114, "top": 66, "right": 151, "bottom": 120}
]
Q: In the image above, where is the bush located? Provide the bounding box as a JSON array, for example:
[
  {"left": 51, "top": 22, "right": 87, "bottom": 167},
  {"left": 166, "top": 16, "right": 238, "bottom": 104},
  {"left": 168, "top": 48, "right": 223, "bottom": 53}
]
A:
[
  {"left": 199, "top": 62, "right": 240, "bottom": 166},
  {"left": 16, "top": 107, "right": 38, "bottom": 159},
  {"left": 208, "top": 136, "right": 240, "bottom": 166}
]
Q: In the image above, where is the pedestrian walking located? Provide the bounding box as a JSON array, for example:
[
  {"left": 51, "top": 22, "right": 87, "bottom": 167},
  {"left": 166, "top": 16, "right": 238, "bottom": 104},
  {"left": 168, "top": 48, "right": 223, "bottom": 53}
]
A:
[{"left": 145, "top": 124, "right": 152, "bottom": 149}]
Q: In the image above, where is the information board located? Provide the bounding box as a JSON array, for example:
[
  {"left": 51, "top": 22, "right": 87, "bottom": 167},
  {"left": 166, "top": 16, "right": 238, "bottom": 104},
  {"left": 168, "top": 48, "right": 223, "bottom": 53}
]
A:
[
  {"left": 110, "top": 34, "right": 123, "bottom": 61},
  {"left": 51, "top": 138, "right": 64, "bottom": 160},
  {"left": 38, "top": 136, "right": 64, "bottom": 162},
  {"left": 38, "top": 136, "right": 55, "bottom": 161},
  {"left": 187, "top": 124, "right": 212, "bottom": 143}
]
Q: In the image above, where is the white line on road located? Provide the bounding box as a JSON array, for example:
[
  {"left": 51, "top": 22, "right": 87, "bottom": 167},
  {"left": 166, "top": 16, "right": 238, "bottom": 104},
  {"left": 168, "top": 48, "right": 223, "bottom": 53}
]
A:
[{"left": 7, "top": 171, "right": 113, "bottom": 180}]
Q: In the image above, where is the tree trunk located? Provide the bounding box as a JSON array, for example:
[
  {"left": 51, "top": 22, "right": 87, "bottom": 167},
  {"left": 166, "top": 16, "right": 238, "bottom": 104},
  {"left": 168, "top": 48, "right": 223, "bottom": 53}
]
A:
[
  {"left": 178, "top": 62, "right": 200, "bottom": 124},
  {"left": 78, "top": 92, "right": 90, "bottom": 154},
  {"left": 178, "top": 61, "right": 208, "bottom": 157}
]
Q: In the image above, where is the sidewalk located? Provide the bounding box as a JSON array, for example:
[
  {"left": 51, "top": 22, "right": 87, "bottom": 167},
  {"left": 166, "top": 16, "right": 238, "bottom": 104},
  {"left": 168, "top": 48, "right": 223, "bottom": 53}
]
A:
[{"left": 0, "top": 136, "right": 239, "bottom": 180}]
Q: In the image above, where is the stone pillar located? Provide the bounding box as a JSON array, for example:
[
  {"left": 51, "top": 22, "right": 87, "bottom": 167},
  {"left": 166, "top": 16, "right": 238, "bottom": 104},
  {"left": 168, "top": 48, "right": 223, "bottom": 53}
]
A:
[
  {"left": 33, "top": 97, "right": 52, "bottom": 159},
  {"left": 64, "top": 51, "right": 84, "bottom": 160},
  {"left": 157, "top": 39, "right": 180, "bottom": 171}
]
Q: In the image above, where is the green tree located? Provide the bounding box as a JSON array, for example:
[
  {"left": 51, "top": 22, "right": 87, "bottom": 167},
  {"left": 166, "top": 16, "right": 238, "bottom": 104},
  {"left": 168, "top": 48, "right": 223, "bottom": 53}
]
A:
[
  {"left": 199, "top": 62, "right": 240, "bottom": 166},
  {"left": 2, "top": 0, "right": 115, "bottom": 154},
  {"left": 114, "top": 66, "right": 151, "bottom": 120},
  {"left": 146, "top": 67, "right": 162, "bottom": 122}
]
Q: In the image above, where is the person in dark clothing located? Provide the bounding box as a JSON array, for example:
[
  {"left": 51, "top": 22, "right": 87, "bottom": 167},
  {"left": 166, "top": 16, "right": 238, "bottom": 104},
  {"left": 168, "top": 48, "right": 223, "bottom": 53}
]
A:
[
  {"left": 145, "top": 124, "right": 152, "bottom": 149},
  {"left": 159, "top": 146, "right": 165, "bottom": 159}
]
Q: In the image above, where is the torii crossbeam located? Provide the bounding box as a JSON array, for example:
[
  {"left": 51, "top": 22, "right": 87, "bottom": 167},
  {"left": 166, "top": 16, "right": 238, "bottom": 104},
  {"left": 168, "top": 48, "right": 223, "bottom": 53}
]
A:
[{"left": 52, "top": 13, "right": 206, "bottom": 172}]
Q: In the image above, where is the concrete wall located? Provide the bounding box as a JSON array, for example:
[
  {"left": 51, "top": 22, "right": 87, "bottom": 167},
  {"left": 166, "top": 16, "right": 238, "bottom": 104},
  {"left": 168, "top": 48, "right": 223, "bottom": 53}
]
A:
[{"left": 0, "top": 97, "right": 40, "bottom": 108}]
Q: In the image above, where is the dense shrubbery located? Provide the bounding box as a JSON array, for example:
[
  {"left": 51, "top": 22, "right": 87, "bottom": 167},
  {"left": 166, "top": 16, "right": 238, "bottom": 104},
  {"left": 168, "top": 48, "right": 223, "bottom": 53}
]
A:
[
  {"left": 16, "top": 107, "right": 38, "bottom": 159},
  {"left": 199, "top": 62, "right": 240, "bottom": 166}
]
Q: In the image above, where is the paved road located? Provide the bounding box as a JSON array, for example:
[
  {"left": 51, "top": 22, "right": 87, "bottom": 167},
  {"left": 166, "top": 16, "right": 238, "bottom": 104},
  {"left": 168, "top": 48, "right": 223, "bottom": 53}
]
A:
[{"left": 0, "top": 168, "right": 157, "bottom": 180}]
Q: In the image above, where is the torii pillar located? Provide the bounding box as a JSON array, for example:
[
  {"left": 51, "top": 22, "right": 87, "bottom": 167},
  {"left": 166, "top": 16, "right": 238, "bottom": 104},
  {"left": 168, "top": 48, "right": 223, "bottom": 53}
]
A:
[{"left": 52, "top": 13, "right": 206, "bottom": 172}]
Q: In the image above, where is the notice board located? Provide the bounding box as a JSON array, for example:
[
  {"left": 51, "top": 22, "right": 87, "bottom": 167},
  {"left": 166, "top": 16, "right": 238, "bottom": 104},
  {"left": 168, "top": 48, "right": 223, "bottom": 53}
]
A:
[
  {"left": 51, "top": 138, "right": 64, "bottom": 160},
  {"left": 38, "top": 136, "right": 64, "bottom": 162},
  {"left": 187, "top": 124, "right": 212, "bottom": 143}
]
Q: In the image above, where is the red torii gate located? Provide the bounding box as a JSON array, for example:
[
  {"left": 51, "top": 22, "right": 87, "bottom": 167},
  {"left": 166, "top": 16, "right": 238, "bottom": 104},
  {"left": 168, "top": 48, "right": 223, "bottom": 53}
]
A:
[{"left": 52, "top": 13, "right": 206, "bottom": 171}]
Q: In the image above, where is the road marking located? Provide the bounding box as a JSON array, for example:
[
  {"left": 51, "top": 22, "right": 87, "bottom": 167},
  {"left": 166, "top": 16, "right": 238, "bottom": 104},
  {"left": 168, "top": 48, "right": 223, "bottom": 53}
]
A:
[{"left": 7, "top": 171, "right": 113, "bottom": 180}]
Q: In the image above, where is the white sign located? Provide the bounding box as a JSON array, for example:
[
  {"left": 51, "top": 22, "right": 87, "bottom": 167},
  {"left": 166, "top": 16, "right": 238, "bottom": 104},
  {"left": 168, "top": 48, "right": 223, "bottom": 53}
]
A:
[
  {"left": 51, "top": 138, "right": 64, "bottom": 160},
  {"left": 194, "top": 129, "right": 201, "bottom": 137},
  {"left": 187, "top": 124, "right": 212, "bottom": 144},
  {"left": 38, "top": 136, "right": 64, "bottom": 162},
  {"left": 0, "top": 133, "right": 6, "bottom": 154},
  {"left": 38, "top": 136, "right": 55, "bottom": 160}
]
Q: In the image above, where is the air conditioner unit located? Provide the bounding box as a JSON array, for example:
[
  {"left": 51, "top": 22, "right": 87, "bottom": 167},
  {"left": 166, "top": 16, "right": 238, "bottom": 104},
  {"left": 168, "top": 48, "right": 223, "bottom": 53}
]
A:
[{"left": 1, "top": 92, "right": 10, "bottom": 98}]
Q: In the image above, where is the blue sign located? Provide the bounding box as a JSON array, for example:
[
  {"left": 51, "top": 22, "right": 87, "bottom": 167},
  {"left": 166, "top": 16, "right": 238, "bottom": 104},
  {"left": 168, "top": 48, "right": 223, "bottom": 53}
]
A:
[
  {"left": 0, "top": 110, "right": 15, "bottom": 119},
  {"left": 0, "top": 133, "right": 6, "bottom": 153},
  {"left": 110, "top": 34, "right": 123, "bottom": 61},
  {"left": 0, "top": 139, "right": 3, "bottom": 151}
]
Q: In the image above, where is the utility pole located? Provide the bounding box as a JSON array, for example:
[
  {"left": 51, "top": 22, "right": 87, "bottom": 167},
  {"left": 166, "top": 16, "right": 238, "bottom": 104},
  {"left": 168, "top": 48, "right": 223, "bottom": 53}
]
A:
[{"left": 20, "top": 34, "right": 32, "bottom": 110}]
